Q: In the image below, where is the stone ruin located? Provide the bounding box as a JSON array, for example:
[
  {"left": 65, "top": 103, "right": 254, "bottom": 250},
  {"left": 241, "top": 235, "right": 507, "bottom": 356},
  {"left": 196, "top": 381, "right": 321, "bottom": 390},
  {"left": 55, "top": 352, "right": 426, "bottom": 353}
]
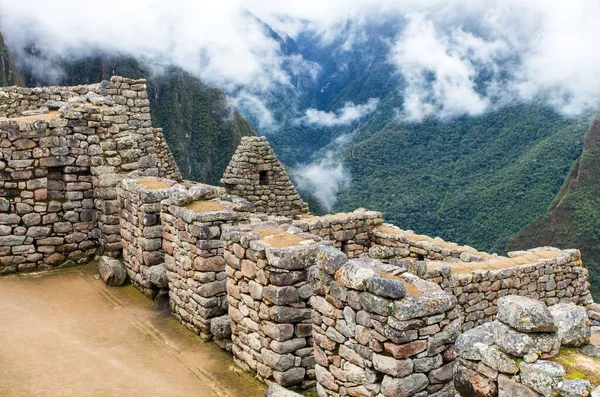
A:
[
  {"left": 455, "top": 296, "right": 600, "bottom": 397},
  {"left": 0, "top": 77, "right": 181, "bottom": 274},
  {"left": 221, "top": 136, "right": 309, "bottom": 218},
  {"left": 2, "top": 77, "right": 600, "bottom": 397}
]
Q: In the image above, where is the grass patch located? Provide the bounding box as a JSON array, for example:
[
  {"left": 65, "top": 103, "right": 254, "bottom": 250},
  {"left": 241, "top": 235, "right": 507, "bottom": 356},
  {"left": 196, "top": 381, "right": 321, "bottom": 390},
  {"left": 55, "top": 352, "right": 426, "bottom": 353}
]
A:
[{"left": 553, "top": 348, "right": 600, "bottom": 386}]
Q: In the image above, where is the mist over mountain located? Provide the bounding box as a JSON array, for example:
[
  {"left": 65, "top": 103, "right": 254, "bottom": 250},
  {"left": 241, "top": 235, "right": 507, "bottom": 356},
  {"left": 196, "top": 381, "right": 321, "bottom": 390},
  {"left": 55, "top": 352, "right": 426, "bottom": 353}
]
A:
[{"left": 1, "top": 1, "right": 599, "bottom": 268}]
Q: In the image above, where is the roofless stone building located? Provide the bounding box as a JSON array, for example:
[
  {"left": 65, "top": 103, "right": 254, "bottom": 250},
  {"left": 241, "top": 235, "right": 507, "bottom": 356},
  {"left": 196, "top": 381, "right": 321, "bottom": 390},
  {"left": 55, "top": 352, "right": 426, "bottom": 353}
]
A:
[
  {"left": 0, "top": 77, "right": 181, "bottom": 273},
  {"left": 221, "top": 136, "right": 309, "bottom": 218},
  {"left": 2, "top": 77, "right": 600, "bottom": 396}
]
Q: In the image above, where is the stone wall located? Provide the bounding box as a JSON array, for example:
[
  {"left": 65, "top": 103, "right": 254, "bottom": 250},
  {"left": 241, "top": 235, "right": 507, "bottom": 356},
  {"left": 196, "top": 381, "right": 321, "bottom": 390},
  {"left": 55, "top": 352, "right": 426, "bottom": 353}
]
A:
[
  {"left": 221, "top": 136, "right": 309, "bottom": 218},
  {"left": 369, "top": 224, "right": 491, "bottom": 263},
  {"left": 426, "top": 247, "right": 593, "bottom": 331},
  {"left": 309, "top": 253, "right": 460, "bottom": 397},
  {"left": 153, "top": 127, "right": 182, "bottom": 181},
  {"left": 455, "top": 295, "right": 598, "bottom": 397},
  {"left": 0, "top": 76, "right": 182, "bottom": 272},
  {"left": 293, "top": 209, "right": 384, "bottom": 258},
  {"left": 0, "top": 106, "right": 102, "bottom": 273},
  {"left": 161, "top": 184, "right": 251, "bottom": 343},
  {"left": 118, "top": 177, "right": 181, "bottom": 299},
  {"left": 222, "top": 223, "right": 322, "bottom": 387}
]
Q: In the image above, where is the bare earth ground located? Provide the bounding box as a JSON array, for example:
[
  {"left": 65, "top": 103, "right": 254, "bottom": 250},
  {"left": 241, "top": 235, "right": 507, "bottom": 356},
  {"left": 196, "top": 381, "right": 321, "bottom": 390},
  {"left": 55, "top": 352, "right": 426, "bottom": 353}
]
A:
[{"left": 0, "top": 263, "right": 266, "bottom": 397}]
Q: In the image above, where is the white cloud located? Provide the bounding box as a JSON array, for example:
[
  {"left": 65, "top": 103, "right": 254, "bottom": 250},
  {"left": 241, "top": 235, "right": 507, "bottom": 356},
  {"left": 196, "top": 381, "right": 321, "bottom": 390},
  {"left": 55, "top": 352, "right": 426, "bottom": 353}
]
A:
[
  {"left": 299, "top": 98, "right": 379, "bottom": 127},
  {"left": 293, "top": 151, "right": 350, "bottom": 211},
  {"left": 232, "top": 92, "right": 277, "bottom": 131},
  {"left": 390, "top": 13, "right": 494, "bottom": 121},
  {"left": 1, "top": 0, "right": 600, "bottom": 123}
]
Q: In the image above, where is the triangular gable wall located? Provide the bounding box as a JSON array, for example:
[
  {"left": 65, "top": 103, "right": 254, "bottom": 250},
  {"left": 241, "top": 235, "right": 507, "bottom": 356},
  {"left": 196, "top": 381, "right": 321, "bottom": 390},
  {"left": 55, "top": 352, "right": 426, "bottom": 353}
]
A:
[{"left": 221, "top": 136, "right": 309, "bottom": 217}]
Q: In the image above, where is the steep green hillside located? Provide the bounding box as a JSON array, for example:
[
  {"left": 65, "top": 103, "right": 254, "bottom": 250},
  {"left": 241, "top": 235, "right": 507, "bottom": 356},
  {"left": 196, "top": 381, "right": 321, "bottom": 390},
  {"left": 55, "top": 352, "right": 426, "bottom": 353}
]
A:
[
  {"left": 26, "top": 56, "right": 255, "bottom": 185},
  {"left": 336, "top": 105, "right": 591, "bottom": 252},
  {"left": 0, "top": 30, "right": 22, "bottom": 86},
  {"left": 508, "top": 112, "right": 600, "bottom": 298},
  {"left": 149, "top": 68, "right": 255, "bottom": 183}
]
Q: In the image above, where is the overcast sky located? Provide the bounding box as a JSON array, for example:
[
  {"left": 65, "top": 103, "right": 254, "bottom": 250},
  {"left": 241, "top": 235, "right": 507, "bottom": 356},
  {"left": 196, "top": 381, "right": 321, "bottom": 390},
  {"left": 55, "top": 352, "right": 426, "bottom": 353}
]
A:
[{"left": 1, "top": 0, "right": 599, "bottom": 121}]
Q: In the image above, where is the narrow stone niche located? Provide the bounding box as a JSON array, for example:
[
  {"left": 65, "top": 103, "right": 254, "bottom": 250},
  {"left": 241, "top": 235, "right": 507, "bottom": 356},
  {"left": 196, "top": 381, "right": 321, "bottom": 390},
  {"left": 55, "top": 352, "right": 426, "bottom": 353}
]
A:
[{"left": 46, "top": 167, "right": 65, "bottom": 200}]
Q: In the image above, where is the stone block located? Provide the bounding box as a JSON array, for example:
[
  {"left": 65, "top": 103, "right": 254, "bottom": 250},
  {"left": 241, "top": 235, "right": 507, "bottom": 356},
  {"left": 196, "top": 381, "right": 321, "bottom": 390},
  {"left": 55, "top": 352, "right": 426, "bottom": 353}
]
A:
[{"left": 98, "top": 256, "right": 127, "bottom": 286}]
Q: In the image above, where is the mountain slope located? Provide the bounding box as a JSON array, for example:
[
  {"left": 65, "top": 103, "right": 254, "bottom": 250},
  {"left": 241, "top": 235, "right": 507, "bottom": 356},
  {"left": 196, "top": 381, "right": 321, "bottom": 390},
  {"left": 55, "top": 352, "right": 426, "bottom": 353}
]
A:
[
  {"left": 336, "top": 105, "right": 591, "bottom": 252},
  {"left": 508, "top": 111, "right": 600, "bottom": 297},
  {"left": 23, "top": 55, "right": 255, "bottom": 185},
  {"left": 0, "top": 30, "right": 22, "bottom": 86}
]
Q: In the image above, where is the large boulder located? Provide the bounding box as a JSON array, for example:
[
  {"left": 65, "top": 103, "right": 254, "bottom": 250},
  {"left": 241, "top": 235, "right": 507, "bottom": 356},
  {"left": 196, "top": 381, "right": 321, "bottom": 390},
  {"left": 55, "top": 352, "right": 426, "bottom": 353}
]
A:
[
  {"left": 550, "top": 303, "right": 591, "bottom": 347},
  {"left": 497, "top": 296, "right": 557, "bottom": 333},
  {"left": 455, "top": 322, "right": 496, "bottom": 360},
  {"left": 520, "top": 361, "right": 566, "bottom": 397},
  {"left": 494, "top": 321, "right": 560, "bottom": 357},
  {"left": 98, "top": 256, "right": 127, "bottom": 286},
  {"left": 143, "top": 263, "right": 168, "bottom": 288}
]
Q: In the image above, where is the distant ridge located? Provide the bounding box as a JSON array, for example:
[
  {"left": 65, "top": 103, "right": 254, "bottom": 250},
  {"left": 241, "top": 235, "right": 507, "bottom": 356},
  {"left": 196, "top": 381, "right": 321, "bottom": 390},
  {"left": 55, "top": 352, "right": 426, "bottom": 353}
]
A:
[{"left": 508, "top": 109, "right": 600, "bottom": 298}]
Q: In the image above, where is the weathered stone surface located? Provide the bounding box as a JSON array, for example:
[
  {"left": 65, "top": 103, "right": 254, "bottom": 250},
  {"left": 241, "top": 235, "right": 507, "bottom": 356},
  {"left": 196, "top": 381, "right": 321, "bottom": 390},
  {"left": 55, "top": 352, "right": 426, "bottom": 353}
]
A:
[
  {"left": 550, "top": 303, "right": 591, "bottom": 347},
  {"left": 264, "top": 383, "right": 303, "bottom": 397},
  {"left": 520, "top": 361, "right": 566, "bottom": 397},
  {"left": 210, "top": 315, "right": 232, "bottom": 340},
  {"left": 315, "top": 244, "right": 348, "bottom": 275},
  {"left": 497, "top": 295, "right": 557, "bottom": 333},
  {"left": 494, "top": 321, "right": 559, "bottom": 357},
  {"left": 556, "top": 379, "right": 592, "bottom": 397},
  {"left": 98, "top": 256, "right": 127, "bottom": 286},
  {"left": 381, "top": 373, "right": 428, "bottom": 397},
  {"left": 455, "top": 322, "right": 496, "bottom": 360},
  {"left": 476, "top": 343, "right": 518, "bottom": 374},
  {"left": 365, "top": 277, "right": 406, "bottom": 299},
  {"left": 498, "top": 374, "right": 539, "bottom": 397},
  {"left": 372, "top": 353, "right": 413, "bottom": 377},
  {"left": 335, "top": 258, "right": 379, "bottom": 290},
  {"left": 143, "top": 264, "right": 167, "bottom": 288},
  {"left": 454, "top": 365, "right": 497, "bottom": 397}
]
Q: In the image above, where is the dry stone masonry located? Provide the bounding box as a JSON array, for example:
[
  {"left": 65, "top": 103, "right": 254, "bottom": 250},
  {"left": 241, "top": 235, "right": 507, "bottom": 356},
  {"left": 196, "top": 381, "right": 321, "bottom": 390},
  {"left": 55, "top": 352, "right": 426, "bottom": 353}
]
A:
[
  {"left": 223, "top": 223, "right": 322, "bottom": 387},
  {"left": 309, "top": 253, "right": 460, "bottom": 397},
  {"left": 153, "top": 127, "right": 182, "bottom": 181},
  {"left": 161, "top": 183, "right": 252, "bottom": 345},
  {"left": 2, "top": 79, "right": 600, "bottom": 397},
  {"left": 455, "top": 295, "right": 600, "bottom": 397},
  {"left": 118, "top": 177, "right": 181, "bottom": 299},
  {"left": 0, "top": 76, "right": 181, "bottom": 273},
  {"left": 221, "top": 136, "right": 309, "bottom": 218},
  {"left": 426, "top": 247, "right": 593, "bottom": 332},
  {"left": 293, "top": 209, "right": 384, "bottom": 258}
]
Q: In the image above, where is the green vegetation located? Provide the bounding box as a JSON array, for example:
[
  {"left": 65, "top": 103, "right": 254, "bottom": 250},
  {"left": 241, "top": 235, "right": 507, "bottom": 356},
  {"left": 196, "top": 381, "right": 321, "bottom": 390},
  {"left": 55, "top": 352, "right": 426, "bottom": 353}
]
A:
[
  {"left": 509, "top": 115, "right": 600, "bottom": 298},
  {"left": 0, "top": 30, "right": 22, "bottom": 86},
  {"left": 148, "top": 68, "right": 255, "bottom": 184},
  {"left": 553, "top": 348, "right": 600, "bottom": 386},
  {"left": 335, "top": 105, "right": 591, "bottom": 254}
]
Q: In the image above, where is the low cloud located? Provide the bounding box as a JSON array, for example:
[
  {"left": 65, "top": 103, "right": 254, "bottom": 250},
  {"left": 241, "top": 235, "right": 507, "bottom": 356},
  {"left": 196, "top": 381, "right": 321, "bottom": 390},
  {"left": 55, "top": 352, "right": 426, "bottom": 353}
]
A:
[
  {"left": 2, "top": 0, "right": 600, "bottom": 125},
  {"left": 232, "top": 92, "right": 277, "bottom": 131},
  {"left": 299, "top": 98, "right": 379, "bottom": 127},
  {"left": 293, "top": 151, "right": 350, "bottom": 211}
]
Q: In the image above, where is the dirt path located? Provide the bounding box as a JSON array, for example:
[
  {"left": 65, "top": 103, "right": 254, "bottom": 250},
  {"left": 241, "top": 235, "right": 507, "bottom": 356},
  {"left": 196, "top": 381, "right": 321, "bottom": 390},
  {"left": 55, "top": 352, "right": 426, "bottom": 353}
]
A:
[{"left": 0, "top": 264, "right": 266, "bottom": 397}]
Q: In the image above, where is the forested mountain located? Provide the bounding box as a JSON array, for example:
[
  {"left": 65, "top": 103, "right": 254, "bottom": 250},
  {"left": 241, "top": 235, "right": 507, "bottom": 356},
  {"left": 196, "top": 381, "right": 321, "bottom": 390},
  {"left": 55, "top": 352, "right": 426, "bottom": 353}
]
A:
[
  {"left": 509, "top": 112, "right": 600, "bottom": 297},
  {"left": 0, "top": 30, "right": 21, "bottom": 86},
  {"left": 249, "top": 22, "right": 593, "bottom": 253}
]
